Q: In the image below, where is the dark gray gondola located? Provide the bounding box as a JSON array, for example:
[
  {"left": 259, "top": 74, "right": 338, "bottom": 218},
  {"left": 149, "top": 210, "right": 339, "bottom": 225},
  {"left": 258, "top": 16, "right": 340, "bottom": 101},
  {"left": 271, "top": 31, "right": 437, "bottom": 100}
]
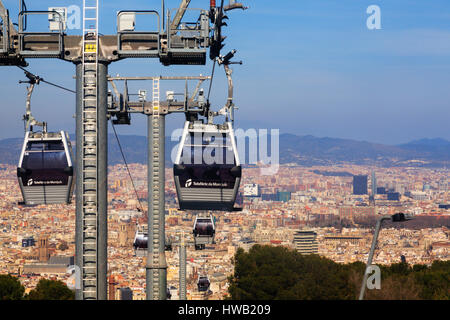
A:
[
  {"left": 174, "top": 121, "right": 241, "bottom": 211},
  {"left": 17, "top": 131, "right": 75, "bottom": 205},
  {"left": 197, "top": 275, "right": 210, "bottom": 292},
  {"left": 133, "top": 226, "right": 147, "bottom": 257},
  {"left": 165, "top": 235, "right": 173, "bottom": 251},
  {"left": 133, "top": 225, "right": 172, "bottom": 256},
  {"left": 133, "top": 227, "right": 148, "bottom": 249},
  {"left": 193, "top": 214, "right": 215, "bottom": 250}
]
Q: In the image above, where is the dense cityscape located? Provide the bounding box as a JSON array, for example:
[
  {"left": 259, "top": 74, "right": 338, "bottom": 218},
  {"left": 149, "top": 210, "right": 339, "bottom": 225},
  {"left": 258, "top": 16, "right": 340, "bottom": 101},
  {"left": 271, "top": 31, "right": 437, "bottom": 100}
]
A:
[{"left": 0, "top": 162, "right": 448, "bottom": 299}]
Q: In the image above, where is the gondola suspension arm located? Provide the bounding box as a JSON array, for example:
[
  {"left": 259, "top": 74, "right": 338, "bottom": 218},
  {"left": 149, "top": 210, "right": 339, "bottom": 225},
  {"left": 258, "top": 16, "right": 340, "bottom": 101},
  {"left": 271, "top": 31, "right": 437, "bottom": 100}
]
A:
[
  {"left": 211, "top": 49, "right": 242, "bottom": 123},
  {"left": 20, "top": 74, "right": 46, "bottom": 133},
  {"left": 17, "top": 66, "right": 75, "bottom": 132}
]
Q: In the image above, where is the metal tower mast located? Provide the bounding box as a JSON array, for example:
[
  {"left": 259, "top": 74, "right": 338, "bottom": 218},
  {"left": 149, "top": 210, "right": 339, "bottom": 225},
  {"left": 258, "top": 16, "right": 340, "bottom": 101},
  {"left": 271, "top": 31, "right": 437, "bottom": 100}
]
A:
[
  {"left": 179, "top": 234, "right": 187, "bottom": 300},
  {"left": 146, "top": 78, "right": 167, "bottom": 299},
  {"left": 76, "top": 0, "right": 108, "bottom": 300}
]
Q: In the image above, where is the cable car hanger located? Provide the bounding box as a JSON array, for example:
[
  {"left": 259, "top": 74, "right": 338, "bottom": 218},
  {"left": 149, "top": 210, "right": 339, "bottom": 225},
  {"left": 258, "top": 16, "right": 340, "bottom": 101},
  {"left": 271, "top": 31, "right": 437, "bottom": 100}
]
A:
[
  {"left": 204, "top": 49, "right": 242, "bottom": 125},
  {"left": 18, "top": 67, "right": 75, "bottom": 133},
  {"left": 19, "top": 69, "right": 47, "bottom": 133}
]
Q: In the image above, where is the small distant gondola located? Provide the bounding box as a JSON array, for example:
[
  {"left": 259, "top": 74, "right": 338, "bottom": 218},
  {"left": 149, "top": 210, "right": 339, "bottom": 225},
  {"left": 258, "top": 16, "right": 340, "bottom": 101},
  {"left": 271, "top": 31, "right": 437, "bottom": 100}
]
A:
[
  {"left": 133, "top": 225, "right": 172, "bottom": 256},
  {"left": 193, "top": 214, "right": 215, "bottom": 250},
  {"left": 197, "top": 275, "right": 210, "bottom": 292},
  {"left": 133, "top": 226, "right": 148, "bottom": 252},
  {"left": 174, "top": 121, "right": 241, "bottom": 211},
  {"left": 165, "top": 236, "right": 173, "bottom": 251},
  {"left": 17, "top": 130, "right": 74, "bottom": 205}
]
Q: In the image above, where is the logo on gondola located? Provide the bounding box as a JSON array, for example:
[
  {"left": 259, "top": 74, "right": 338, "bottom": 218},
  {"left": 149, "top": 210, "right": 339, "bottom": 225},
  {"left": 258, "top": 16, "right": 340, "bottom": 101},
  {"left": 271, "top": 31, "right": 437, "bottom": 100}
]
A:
[
  {"left": 27, "top": 179, "right": 33, "bottom": 186},
  {"left": 185, "top": 179, "right": 193, "bottom": 188}
]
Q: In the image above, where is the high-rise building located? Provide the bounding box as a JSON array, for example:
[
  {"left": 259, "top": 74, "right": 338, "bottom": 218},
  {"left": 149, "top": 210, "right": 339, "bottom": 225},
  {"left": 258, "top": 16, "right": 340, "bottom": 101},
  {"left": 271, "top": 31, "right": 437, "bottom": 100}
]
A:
[
  {"left": 371, "top": 171, "right": 377, "bottom": 197},
  {"left": 353, "top": 175, "right": 368, "bottom": 195},
  {"left": 293, "top": 229, "right": 318, "bottom": 255}
]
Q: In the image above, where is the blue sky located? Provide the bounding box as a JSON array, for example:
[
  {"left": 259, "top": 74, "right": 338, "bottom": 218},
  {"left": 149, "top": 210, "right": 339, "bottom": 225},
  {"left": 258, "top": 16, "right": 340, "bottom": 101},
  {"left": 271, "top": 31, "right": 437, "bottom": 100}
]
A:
[{"left": 1, "top": 0, "right": 450, "bottom": 144}]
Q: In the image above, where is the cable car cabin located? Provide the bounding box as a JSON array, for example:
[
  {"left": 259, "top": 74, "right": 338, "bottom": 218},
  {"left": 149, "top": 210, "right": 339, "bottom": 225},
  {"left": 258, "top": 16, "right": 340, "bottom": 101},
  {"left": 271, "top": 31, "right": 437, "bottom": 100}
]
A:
[
  {"left": 193, "top": 215, "right": 215, "bottom": 250},
  {"left": 17, "top": 131, "right": 74, "bottom": 205},
  {"left": 165, "top": 236, "right": 173, "bottom": 251},
  {"left": 197, "top": 276, "right": 210, "bottom": 292},
  {"left": 133, "top": 226, "right": 172, "bottom": 256},
  {"left": 166, "top": 287, "right": 172, "bottom": 300},
  {"left": 174, "top": 121, "right": 241, "bottom": 211},
  {"left": 133, "top": 227, "right": 148, "bottom": 257}
]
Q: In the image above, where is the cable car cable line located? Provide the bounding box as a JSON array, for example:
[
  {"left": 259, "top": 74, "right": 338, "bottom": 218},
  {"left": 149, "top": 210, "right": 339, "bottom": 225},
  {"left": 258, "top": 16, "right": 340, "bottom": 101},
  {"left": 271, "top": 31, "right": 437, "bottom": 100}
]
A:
[
  {"left": 206, "top": 59, "right": 216, "bottom": 103},
  {"left": 16, "top": 66, "right": 76, "bottom": 94},
  {"left": 110, "top": 122, "right": 146, "bottom": 215}
]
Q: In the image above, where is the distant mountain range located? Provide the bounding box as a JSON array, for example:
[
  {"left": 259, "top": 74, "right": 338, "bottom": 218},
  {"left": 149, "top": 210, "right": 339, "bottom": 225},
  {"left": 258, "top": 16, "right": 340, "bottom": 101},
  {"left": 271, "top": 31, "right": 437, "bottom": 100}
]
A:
[
  {"left": 278, "top": 135, "right": 450, "bottom": 167},
  {"left": 1, "top": 134, "right": 449, "bottom": 168}
]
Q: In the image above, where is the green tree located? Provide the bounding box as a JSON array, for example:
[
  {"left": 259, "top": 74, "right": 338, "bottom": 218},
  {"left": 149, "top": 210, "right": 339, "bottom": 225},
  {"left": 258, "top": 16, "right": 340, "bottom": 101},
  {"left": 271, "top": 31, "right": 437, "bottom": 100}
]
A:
[
  {"left": 26, "top": 279, "right": 75, "bottom": 300},
  {"left": 227, "top": 245, "right": 450, "bottom": 300},
  {"left": 412, "top": 264, "right": 428, "bottom": 273},
  {"left": 364, "top": 274, "right": 421, "bottom": 300},
  {"left": 414, "top": 261, "right": 450, "bottom": 300},
  {"left": 228, "top": 245, "right": 355, "bottom": 300},
  {"left": 0, "top": 274, "right": 25, "bottom": 300},
  {"left": 383, "top": 262, "right": 411, "bottom": 277}
]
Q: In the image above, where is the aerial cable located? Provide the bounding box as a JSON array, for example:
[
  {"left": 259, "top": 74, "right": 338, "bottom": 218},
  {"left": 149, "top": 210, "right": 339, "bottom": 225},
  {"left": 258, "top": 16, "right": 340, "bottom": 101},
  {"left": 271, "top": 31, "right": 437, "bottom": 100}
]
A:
[
  {"left": 17, "top": 66, "right": 76, "bottom": 94},
  {"left": 206, "top": 59, "right": 216, "bottom": 102},
  {"left": 110, "top": 121, "right": 146, "bottom": 215},
  {"left": 40, "top": 79, "right": 76, "bottom": 94}
]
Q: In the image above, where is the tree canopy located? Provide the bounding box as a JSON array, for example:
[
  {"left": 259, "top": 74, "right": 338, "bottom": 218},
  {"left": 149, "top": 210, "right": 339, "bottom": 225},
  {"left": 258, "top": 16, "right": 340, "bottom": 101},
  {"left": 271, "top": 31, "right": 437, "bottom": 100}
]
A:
[
  {"left": 0, "top": 276, "right": 75, "bottom": 300},
  {"left": 227, "top": 245, "right": 450, "bottom": 300},
  {"left": 0, "top": 274, "right": 25, "bottom": 300},
  {"left": 26, "top": 279, "right": 75, "bottom": 300}
]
